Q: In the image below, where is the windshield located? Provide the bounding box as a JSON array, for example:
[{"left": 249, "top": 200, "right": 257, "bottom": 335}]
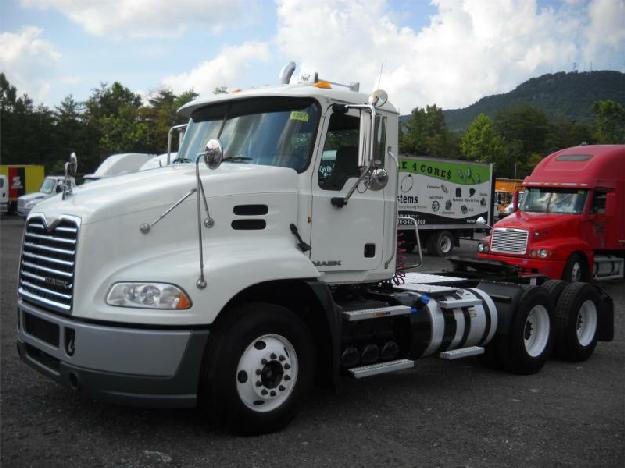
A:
[
  {"left": 40, "top": 177, "right": 57, "bottom": 194},
  {"left": 177, "top": 97, "right": 321, "bottom": 172},
  {"left": 520, "top": 188, "right": 588, "bottom": 214}
]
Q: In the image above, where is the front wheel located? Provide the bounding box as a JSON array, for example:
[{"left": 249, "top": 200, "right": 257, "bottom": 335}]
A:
[
  {"left": 199, "top": 302, "right": 314, "bottom": 435},
  {"left": 562, "top": 253, "right": 590, "bottom": 282}
]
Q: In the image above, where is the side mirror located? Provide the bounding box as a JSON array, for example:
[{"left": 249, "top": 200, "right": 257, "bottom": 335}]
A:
[
  {"left": 368, "top": 168, "right": 388, "bottom": 191},
  {"left": 202, "top": 139, "right": 224, "bottom": 170},
  {"left": 358, "top": 113, "right": 372, "bottom": 168},
  {"left": 476, "top": 217, "right": 486, "bottom": 225},
  {"left": 512, "top": 191, "right": 520, "bottom": 213},
  {"left": 56, "top": 185, "right": 63, "bottom": 193},
  {"left": 66, "top": 152, "right": 78, "bottom": 177}
]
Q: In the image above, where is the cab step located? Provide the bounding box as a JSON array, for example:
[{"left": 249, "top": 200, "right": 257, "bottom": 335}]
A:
[
  {"left": 347, "top": 359, "right": 415, "bottom": 378},
  {"left": 439, "top": 346, "right": 485, "bottom": 360},
  {"left": 342, "top": 305, "right": 411, "bottom": 321}
]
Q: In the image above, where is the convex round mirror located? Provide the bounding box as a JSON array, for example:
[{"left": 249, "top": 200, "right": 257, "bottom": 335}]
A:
[
  {"left": 368, "top": 89, "right": 388, "bottom": 108},
  {"left": 368, "top": 168, "right": 389, "bottom": 191},
  {"left": 203, "top": 139, "right": 223, "bottom": 170}
]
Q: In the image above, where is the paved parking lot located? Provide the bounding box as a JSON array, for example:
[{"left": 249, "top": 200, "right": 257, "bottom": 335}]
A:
[{"left": 1, "top": 216, "right": 623, "bottom": 467}]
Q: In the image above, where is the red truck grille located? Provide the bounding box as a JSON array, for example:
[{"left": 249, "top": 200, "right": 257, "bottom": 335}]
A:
[{"left": 490, "top": 228, "right": 529, "bottom": 255}]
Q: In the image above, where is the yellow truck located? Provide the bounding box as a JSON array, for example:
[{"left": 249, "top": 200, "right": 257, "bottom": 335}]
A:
[
  {"left": 0, "top": 165, "right": 45, "bottom": 214},
  {"left": 494, "top": 178, "right": 524, "bottom": 217}
]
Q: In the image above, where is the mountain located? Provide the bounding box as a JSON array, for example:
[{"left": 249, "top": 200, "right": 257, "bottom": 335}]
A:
[{"left": 418, "top": 71, "right": 625, "bottom": 132}]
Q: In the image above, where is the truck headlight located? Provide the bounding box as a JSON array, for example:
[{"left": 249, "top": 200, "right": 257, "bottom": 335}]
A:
[
  {"left": 477, "top": 242, "right": 489, "bottom": 253},
  {"left": 106, "top": 282, "right": 192, "bottom": 309},
  {"left": 538, "top": 249, "right": 550, "bottom": 258}
]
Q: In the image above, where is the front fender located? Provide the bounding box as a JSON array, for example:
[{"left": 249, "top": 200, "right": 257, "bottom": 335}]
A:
[
  {"left": 85, "top": 240, "right": 320, "bottom": 326},
  {"left": 532, "top": 237, "right": 592, "bottom": 262}
]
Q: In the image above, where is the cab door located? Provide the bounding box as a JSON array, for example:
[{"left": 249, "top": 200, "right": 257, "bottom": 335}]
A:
[
  {"left": 583, "top": 189, "right": 610, "bottom": 249},
  {"left": 310, "top": 108, "right": 386, "bottom": 280}
]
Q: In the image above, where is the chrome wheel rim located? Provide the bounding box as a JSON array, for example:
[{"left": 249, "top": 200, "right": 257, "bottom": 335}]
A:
[
  {"left": 236, "top": 334, "right": 298, "bottom": 413},
  {"left": 576, "top": 300, "right": 597, "bottom": 346},
  {"left": 440, "top": 236, "right": 452, "bottom": 254},
  {"left": 523, "top": 305, "right": 550, "bottom": 357}
]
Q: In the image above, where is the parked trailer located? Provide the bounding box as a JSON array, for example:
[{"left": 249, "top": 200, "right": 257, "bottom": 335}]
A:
[
  {"left": 478, "top": 145, "right": 625, "bottom": 281},
  {"left": 0, "top": 164, "right": 44, "bottom": 214},
  {"left": 397, "top": 157, "right": 494, "bottom": 256},
  {"left": 16, "top": 68, "right": 614, "bottom": 435}
]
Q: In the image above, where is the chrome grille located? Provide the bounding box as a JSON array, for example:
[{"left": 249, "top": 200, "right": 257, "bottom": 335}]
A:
[
  {"left": 490, "top": 228, "right": 529, "bottom": 255},
  {"left": 18, "top": 215, "right": 79, "bottom": 314}
]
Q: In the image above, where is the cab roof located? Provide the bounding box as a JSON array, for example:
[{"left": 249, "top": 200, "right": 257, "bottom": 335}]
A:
[
  {"left": 178, "top": 83, "right": 398, "bottom": 118},
  {"left": 524, "top": 145, "right": 625, "bottom": 189}
]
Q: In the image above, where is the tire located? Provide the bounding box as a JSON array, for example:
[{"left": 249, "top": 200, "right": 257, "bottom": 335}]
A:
[
  {"left": 553, "top": 282, "right": 600, "bottom": 362},
  {"left": 541, "top": 279, "right": 567, "bottom": 303},
  {"left": 497, "top": 286, "right": 553, "bottom": 375},
  {"left": 561, "top": 253, "right": 590, "bottom": 282},
  {"left": 427, "top": 230, "right": 454, "bottom": 257},
  {"left": 199, "top": 302, "right": 315, "bottom": 435}
]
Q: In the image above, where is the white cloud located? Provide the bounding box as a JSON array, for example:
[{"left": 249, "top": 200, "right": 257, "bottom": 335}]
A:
[
  {"left": 0, "top": 26, "right": 61, "bottom": 102},
  {"left": 21, "top": 0, "right": 243, "bottom": 38},
  {"left": 162, "top": 42, "right": 270, "bottom": 95},
  {"left": 583, "top": 0, "right": 625, "bottom": 66},
  {"left": 275, "top": 0, "right": 589, "bottom": 111}
]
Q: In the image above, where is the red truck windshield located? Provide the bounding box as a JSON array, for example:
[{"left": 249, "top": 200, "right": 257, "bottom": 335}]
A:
[{"left": 520, "top": 187, "right": 588, "bottom": 214}]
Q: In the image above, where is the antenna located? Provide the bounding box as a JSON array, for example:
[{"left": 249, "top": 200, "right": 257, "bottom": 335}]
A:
[{"left": 377, "top": 63, "right": 384, "bottom": 89}]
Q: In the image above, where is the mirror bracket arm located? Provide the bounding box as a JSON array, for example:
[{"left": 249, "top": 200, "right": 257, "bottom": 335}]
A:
[{"left": 330, "top": 159, "right": 376, "bottom": 209}]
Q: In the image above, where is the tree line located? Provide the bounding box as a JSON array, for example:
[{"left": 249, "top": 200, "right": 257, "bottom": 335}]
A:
[
  {"left": 400, "top": 99, "right": 625, "bottom": 178},
  {"left": 1, "top": 71, "right": 624, "bottom": 178},
  {"left": 0, "top": 73, "right": 196, "bottom": 175}
]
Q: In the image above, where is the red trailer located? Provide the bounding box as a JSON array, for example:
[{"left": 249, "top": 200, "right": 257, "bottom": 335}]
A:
[{"left": 478, "top": 145, "right": 625, "bottom": 281}]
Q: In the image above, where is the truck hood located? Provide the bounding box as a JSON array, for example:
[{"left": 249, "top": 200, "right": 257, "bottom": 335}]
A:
[
  {"left": 496, "top": 211, "right": 579, "bottom": 232},
  {"left": 31, "top": 163, "right": 299, "bottom": 225}
]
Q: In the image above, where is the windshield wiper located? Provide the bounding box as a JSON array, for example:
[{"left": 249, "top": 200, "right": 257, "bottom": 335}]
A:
[{"left": 223, "top": 156, "right": 252, "bottom": 163}]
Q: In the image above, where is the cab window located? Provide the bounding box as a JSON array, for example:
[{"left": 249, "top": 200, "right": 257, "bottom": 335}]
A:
[
  {"left": 318, "top": 112, "right": 361, "bottom": 191},
  {"left": 591, "top": 190, "right": 607, "bottom": 214}
]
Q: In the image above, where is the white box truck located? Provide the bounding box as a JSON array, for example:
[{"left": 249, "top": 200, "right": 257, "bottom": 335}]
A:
[
  {"left": 16, "top": 66, "right": 613, "bottom": 436},
  {"left": 397, "top": 157, "right": 494, "bottom": 256}
]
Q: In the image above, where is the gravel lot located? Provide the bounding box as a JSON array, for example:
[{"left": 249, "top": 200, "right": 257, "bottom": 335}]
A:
[{"left": 1, "top": 216, "right": 623, "bottom": 467}]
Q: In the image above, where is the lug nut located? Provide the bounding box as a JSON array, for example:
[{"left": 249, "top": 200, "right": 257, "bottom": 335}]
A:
[
  {"left": 270, "top": 353, "right": 277, "bottom": 360},
  {"left": 284, "top": 364, "right": 291, "bottom": 370},
  {"left": 261, "top": 389, "right": 268, "bottom": 396},
  {"left": 279, "top": 385, "right": 286, "bottom": 391},
  {"left": 284, "top": 375, "right": 291, "bottom": 381},
  {"left": 256, "top": 381, "right": 262, "bottom": 387},
  {"left": 256, "top": 369, "right": 261, "bottom": 375},
  {"left": 261, "top": 358, "right": 267, "bottom": 365},
  {"left": 270, "top": 391, "right": 276, "bottom": 397},
  {"left": 279, "top": 355, "right": 285, "bottom": 362}
]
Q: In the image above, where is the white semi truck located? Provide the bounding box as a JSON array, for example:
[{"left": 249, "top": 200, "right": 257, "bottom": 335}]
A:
[{"left": 17, "top": 68, "right": 614, "bottom": 435}]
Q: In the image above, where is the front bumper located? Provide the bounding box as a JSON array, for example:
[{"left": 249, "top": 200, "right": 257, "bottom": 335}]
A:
[
  {"left": 16, "top": 300, "right": 209, "bottom": 408},
  {"left": 478, "top": 252, "right": 566, "bottom": 279}
]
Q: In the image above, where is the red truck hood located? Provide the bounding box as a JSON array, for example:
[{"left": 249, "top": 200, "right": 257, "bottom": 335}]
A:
[{"left": 495, "top": 211, "right": 579, "bottom": 231}]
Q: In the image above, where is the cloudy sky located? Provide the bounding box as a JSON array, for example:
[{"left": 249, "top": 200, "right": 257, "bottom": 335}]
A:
[{"left": 1, "top": 0, "right": 624, "bottom": 112}]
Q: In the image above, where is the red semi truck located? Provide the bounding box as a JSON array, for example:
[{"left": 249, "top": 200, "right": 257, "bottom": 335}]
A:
[{"left": 477, "top": 145, "right": 625, "bottom": 281}]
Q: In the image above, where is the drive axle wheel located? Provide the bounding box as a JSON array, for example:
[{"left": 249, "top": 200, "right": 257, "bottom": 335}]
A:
[
  {"left": 553, "top": 283, "right": 600, "bottom": 362},
  {"left": 199, "top": 302, "right": 314, "bottom": 435},
  {"left": 498, "top": 286, "right": 553, "bottom": 375}
]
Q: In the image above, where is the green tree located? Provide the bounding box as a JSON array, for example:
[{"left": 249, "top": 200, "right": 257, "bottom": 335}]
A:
[
  {"left": 460, "top": 114, "right": 507, "bottom": 166},
  {"left": 592, "top": 99, "right": 625, "bottom": 143},
  {"left": 400, "top": 104, "right": 460, "bottom": 158}
]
